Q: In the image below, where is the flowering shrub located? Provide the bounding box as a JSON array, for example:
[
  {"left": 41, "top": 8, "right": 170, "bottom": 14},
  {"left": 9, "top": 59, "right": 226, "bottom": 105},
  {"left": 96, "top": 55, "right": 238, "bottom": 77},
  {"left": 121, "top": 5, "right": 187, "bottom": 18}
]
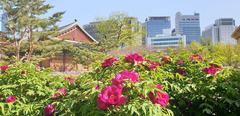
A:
[
  {"left": 76, "top": 53, "right": 173, "bottom": 116},
  {"left": 0, "top": 50, "right": 240, "bottom": 115},
  {"left": 148, "top": 49, "right": 240, "bottom": 115},
  {"left": 0, "top": 62, "right": 82, "bottom": 115}
]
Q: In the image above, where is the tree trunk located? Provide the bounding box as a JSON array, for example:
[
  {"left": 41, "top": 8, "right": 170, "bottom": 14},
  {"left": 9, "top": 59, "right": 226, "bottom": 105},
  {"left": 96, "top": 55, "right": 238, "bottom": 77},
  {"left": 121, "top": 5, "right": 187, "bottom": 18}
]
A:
[
  {"left": 15, "top": 41, "right": 20, "bottom": 61},
  {"left": 27, "top": 27, "right": 33, "bottom": 61},
  {"left": 13, "top": 31, "right": 20, "bottom": 61}
]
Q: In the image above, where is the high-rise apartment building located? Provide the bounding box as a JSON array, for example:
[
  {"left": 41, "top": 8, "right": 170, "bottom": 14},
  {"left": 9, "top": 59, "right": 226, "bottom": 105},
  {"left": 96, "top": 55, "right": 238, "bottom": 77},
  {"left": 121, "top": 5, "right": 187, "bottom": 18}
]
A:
[
  {"left": 175, "top": 12, "right": 201, "bottom": 44},
  {"left": 202, "top": 18, "right": 237, "bottom": 45}
]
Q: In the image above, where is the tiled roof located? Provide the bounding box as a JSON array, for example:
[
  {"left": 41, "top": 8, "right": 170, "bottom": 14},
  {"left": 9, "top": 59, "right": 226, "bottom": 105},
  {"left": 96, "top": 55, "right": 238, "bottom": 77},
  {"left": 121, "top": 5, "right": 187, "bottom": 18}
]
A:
[
  {"left": 58, "top": 21, "right": 98, "bottom": 43},
  {"left": 232, "top": 26, "right": 240, "bottom": 40}
]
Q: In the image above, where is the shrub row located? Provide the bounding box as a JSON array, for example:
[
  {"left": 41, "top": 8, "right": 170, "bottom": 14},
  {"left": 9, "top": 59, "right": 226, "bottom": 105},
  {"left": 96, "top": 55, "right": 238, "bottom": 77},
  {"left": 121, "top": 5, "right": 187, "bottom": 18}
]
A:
[{"left": 0, "top": 51, "right": 239, "bottom": 115}]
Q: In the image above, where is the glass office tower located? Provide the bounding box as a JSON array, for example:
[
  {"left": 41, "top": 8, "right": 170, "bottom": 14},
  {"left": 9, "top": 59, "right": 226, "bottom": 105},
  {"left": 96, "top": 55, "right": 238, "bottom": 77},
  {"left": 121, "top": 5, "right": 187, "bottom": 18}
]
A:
[
  {"left": 144, "top": 16, "right": 186, "bottom": 49},
  {"left": 145, "top": 16, "right": 171, "bottom": 37},
  {"left": 175, "top": 12, "right": 201, "bottom": 44}
]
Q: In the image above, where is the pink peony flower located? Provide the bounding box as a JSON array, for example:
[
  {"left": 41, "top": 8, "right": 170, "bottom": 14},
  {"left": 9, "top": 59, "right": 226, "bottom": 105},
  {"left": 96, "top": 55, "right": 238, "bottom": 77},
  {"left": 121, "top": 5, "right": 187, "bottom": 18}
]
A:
[
  {"left": 148, "top": 84, "right": 169, "bottom": 107},
  {"left": 176, "top": 60, "right": 184, "bottom": 65},
  {"left": 112, "top": 70, "right": 139, "bottom": 86},
  {"left": 203, "top": 64, "right": 222, "bottom": 76},
  {"left": 52, "top": 88, "right": 67, "bottom": 98},
  {"left": 156, "top": 84, "right": 162, "bottom": 90},
  {"left": 190, "top": 54, "right": 203, "bottom": 62},
  {"left": 95, "top": 84, "right": 100, "bottom": 90},
  {"left": 64, "top": 77, "right": 76, "bottom": 85},
  {"left": 6, "top": 96, "right": 16, "bottom": 103},
  {"left": 203, "top": 67, "right": 218, "bottom": 76},
  {"left": 149, "top": 92, "right": 169, "bottom": 107},
  {"left": 97, "top": 85, "right": 127, "bottom": 110},
  {"left": 0, "top": 65, "right": 9, "bottom": 71},
  {"left": 161, "top": 56, "right": 172, "bottom": 64},
  {"left": 125, "top": 53, "right": 144, "bottom": 64},
  {"left": 145, "top": 60, "right": 160, "bottom": 70},
  {"left": 102, "top": 57, "right": 118, "bottom": 68},
  {"left": 210, "top": 63, "right": 223, "bottom": 71},
  {"left": 44, "top": 104, "right": 55, "bottom": 116},
  {"left": 176, "top": 68, "right": 187, "bottom": 76}
]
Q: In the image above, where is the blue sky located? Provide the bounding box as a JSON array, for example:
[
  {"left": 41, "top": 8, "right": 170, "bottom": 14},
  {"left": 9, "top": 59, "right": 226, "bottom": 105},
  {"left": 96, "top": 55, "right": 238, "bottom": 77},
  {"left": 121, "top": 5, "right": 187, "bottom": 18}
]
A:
[{"left": 47, "top": 0, "right": 239, "bottom": 30}]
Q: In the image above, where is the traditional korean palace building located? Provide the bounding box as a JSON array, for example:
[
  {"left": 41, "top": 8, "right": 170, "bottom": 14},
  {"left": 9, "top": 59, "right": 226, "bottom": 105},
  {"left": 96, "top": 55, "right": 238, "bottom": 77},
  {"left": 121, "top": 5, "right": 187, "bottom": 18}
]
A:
[
  {"left": 41, "top": 20, "right": 98, "bottom": 72},
  {"left": 232, "top": 26, "right": 240, "bottom": 44}
]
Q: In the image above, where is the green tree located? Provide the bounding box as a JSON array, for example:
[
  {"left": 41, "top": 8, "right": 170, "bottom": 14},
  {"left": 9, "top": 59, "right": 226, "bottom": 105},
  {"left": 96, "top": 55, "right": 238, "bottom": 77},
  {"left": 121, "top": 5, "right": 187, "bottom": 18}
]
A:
[
  {"left": 200, "top": 37, "right": 212, "bottom": 46},
  {"left": 0, "top": 0, "right": 64, "bottom": 61},
  {"left": 95, "top": 12, "right": 144, "bottom": 52}
]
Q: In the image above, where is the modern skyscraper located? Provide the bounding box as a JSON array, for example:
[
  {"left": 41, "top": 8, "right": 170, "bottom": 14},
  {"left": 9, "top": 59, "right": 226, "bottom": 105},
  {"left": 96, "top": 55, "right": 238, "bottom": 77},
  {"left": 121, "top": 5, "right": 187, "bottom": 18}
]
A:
[
  {"left": 175, "top": 12, "right": 201, "bottom": 44},
  {"left": 0, "top": 4, "right": 7, "bottom": 32},
  {"left": 144, "top": 16, "right": 186, "bottom": 49},
  {"left": 202, "top": 18, "right": 237, "bottom": 45},
  {"left": 145, "top": 16, "right": 171, "bottom": 37}
]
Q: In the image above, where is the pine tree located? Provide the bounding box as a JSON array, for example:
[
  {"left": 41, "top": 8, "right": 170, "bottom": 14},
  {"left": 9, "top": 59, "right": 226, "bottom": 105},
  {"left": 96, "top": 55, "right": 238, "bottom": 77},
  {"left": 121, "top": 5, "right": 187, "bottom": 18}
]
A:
[{"left": 0, "top": 0, "right": 64, "bottom": 61}]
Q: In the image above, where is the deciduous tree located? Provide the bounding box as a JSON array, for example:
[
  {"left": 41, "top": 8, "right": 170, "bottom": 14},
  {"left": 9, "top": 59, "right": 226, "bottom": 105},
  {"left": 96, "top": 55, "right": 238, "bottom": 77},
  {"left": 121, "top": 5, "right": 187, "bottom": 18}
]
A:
[{"left": 95, "top": 12, "right": 144, "bottom": 52}]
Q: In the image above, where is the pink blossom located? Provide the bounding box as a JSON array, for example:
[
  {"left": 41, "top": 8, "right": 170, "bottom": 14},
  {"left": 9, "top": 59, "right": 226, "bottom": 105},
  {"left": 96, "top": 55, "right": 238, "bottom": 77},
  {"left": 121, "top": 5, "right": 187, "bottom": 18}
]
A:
[
  {"left": 112, "top": 70, "right": 139, "bottom": 86},
  {"left": 95, "top": 84, "right": 100, "bottom": 90},
  {"left": 44, "top": 104, "right": 55, "bottom": 116},
  {"left": 176, "top": 60, "right": 184, "bottom": 65},
  {"left": 6, "top": 96, "right": 16, "bottom": 103},
  {"left": 161, "top": 56, "right": 172, "bottom": 63},
  {"left": 149, "top": 92, "right": 169, "bottom": 107},
  {"left": 210, "top": 63, "right": 223, "bottom": 71},
  {"left": 125, "top": 53, "right": 144, "bottom": 64},
  {"left": 145, "top": 60, "right": 160, "bottom": 70},
  {"left": 190, "top": 54, "right": 203, "bottom": 62},
  {"left": 0, "top": 65, "right": 9, "bottom": 71},
  {"left": 203, "top": 66, "right": 218, "bottom": 75},
  {"left": 64, "top": 77, "right": 76, "bottom": 85},
  {"left": 112, "top": 76, "right": 124, "bottom": 86},
  {"left": 203, "top": 63, "right": 223, "bottom": 76},
  {"left": 97, "top": 85, "right": 127, "bottom": 110},
  {"left": 148, "top": 84, "right": 169, "bottom": 107},
  {"left": 102, "top": 57, "right": 118, "bottom": 68},
  {"left": 156, "top": 84, "right": 162, "bottom": 90},
  {"left": 52, "top": 88, "right": 67, "bottom": 98}
]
